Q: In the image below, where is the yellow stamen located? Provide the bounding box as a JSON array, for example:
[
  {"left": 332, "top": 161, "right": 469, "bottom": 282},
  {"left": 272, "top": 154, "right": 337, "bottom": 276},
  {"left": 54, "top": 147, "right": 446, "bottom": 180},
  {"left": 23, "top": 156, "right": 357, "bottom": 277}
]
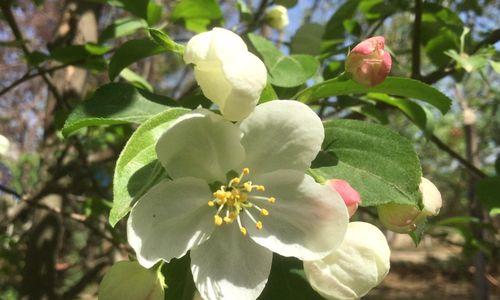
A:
[
  {"left": 243, "top": 168, "right": 250, "bottom": 175},
  {"left": 260, "top": 208, "right": 269, "bottom": 216},
  {"left": 240, "top": 227, "right": 247, "bottom": 235},
  {"left": 214, "top": 215, "right": 223, "bottom": 226},
  {"left": 208, "top": 201, "right": 215, "bottom": 207},
  {"left": 256, "top": 221, "right": 263, "bottom": 230},
  {"left": 256, "top": 185, "right": 265, "bottom": 191},
  {"left": 223, "top": 216, "right": 233, "bottom": 223},
  {"left": 268, "top": 197, "right": 276, "bottom": 203}
]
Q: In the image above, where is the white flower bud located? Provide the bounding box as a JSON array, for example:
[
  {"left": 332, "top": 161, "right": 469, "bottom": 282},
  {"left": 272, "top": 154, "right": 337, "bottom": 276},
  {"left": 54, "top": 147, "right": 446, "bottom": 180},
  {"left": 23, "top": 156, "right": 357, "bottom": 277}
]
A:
[
  {"left": 0, "top": 134, "right": 9, "bottom": 156},
  {"left": 184, "top": 27, "right": 267, "bottom": 121},
  {"left": 462, "top": 107, "right": 476, "bottom": 125},
  {"left": 98, "top": 261, "right": 165, "bottom": 300},
  {"left": 419, "top": 177, "right": 442, "bottom": 216},
  {"left": 378, "top": 177, "right": 442, "bottom": 233},
  {"left": 264, "top": 5, "right": 289, "bottom": 30},
  {"left": 304, "top": 222, "right": 390, "bottom": 300}
]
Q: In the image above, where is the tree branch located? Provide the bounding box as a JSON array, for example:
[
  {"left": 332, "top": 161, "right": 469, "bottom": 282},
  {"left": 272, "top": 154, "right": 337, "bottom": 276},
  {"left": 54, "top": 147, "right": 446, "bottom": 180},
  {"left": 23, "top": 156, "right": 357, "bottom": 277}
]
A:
[
  {"left": 0, "top": 2, "right": 67, "bottom": 109},
  {"left": 411, "top": 0, "right": 422, "bottom": 79},
  {"left": 0, "top": 64, "right": 72, "bottom": 98},
  {"left": 428, "top": 133, "right": 487, "bottom": 179}
]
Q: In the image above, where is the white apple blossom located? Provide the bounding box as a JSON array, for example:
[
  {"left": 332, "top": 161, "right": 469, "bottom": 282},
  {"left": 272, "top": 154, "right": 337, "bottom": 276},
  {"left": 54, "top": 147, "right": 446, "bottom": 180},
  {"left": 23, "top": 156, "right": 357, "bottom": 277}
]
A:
[
  {"left": 264, "top": 5, "right": 289, "bottom": 30},
  {"left": 378, "top": 177, "right": 442, "bottom": 233},
  {"left": 184, "top": 28, "right": 267, "bottom": 121},
  {"left": 304, "top": 222, "right": 390, "bottom": 300},
  {"left": 0, "top": 134, "right": 9, "bottom": 156},
  {"left": 127, "top": 100, "right": 349, "bottom": 300},
  {"left": 98, "top": 260, "right": 165, "bottom": 300}
]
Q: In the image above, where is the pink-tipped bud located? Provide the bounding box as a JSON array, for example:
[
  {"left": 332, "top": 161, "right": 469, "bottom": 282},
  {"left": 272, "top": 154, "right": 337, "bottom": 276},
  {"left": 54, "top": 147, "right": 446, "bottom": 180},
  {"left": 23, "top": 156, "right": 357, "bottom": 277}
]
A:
[
  {"left": 328, "top": 179, "right": 361, "bottom": 218},
  {"left": 346, "top": 36, "right": 392, "bottom": 87}
]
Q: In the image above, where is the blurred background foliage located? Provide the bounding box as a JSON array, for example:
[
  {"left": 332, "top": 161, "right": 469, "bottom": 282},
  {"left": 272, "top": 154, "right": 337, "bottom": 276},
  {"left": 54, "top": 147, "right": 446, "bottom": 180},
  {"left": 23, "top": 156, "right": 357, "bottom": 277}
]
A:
[{"left": 0, "top": 0, "right": 499, "bottom": 299}]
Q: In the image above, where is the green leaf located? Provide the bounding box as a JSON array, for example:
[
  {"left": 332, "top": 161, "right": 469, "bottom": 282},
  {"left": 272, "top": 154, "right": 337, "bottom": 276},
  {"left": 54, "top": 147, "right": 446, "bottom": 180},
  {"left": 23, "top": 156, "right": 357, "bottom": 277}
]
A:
[
  {"left": 310, "top": 119, "right": 422, "bottom": 207},
  {"left": 149, "top": 28, "right": 185, "bottom": 54},
  {"left": 367, "top": 93, "right": 428, "bottom": 130},
  {"left": 110, "top": 108, "right": 189, "bottom": 226},
  {"left": 259, "top": 82, "right": 278, "bottom": 103},
  {"left": 248, "top": 34, "right": 319, "bottom": 87},
  {"left": 49, "top": 44, "right": 110, "bottom": 70},
  {"left": 111, "top": 0, "right": 161, "bottom": 25},
  {"left": 295, "top": 76, "right": 452, "bottom": 114},
  {"left": 162, "top": 255, "right": 195, "bottom": 300},
  {"left": 476, "top": 176, "right": 500, "bottom": 212},
  {"left": 171, "top": 0, "right": 222, "bottom": 32},
  {"left": 259, "top": 255, "right": 322, "bottom": 300},
  {"left": 290, "top": 23, "right": 325, "bottom": 55},
  {"left": 99, "top": 17, "right": 148, "bottom": 43},
  {"left": 109, "top": 38, "right": 165, "bottom": 80},
  {"left": 119, "top": 68, "right": 154, "bottom": 92},
  {"left": 323, "top": 0, "right": 360, "bottom": 40},
  {"left": 62, "top": 82, "right": 177, "bottom": 137}
]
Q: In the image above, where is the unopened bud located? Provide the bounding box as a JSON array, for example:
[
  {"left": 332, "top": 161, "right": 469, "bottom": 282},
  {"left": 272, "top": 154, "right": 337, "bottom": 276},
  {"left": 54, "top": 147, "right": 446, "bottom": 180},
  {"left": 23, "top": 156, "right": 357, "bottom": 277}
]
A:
[
  {"left": 98, "top": 261, "right": 165, "bottom": 300},
  {"left": 304, "top": 222, "right": 390, "bottom": 299},
  {"left": 346, "top": 36, "right": 392, "bottom": 87},
  {"left": 462, "top": 107, "right": 476, "bottom": 125},
  {"left": 327, "top": 179, "right": 361, "bottom": 218},
  {"left": 378, "top": 177, "right": 442, "bottom": 233},
  {"left": 264, "top": 5, "right": 289, "bottom": 30}
]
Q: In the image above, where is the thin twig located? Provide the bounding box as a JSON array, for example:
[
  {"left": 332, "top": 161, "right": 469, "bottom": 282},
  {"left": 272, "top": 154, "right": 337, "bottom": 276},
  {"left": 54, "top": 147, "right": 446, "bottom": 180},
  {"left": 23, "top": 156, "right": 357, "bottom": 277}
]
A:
[{"left": 0, "top": 64, "right": 71, "bottom": 98}]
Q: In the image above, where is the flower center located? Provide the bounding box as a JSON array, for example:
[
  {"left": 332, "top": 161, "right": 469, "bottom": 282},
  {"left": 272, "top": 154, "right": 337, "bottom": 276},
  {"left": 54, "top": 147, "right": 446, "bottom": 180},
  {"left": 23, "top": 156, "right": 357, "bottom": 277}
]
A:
[{"left": 208, "top": 168, "right": 276, "bottom": 236}]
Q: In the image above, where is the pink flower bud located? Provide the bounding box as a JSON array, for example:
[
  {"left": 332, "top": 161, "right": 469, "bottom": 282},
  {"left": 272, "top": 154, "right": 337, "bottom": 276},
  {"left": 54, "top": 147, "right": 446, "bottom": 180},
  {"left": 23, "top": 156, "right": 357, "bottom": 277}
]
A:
[
  {"left": 327, "top": 179, "right": 361, "bottom": 218},
  {"left": 346, "top": 36, "right": 392, "bottom": 87}
]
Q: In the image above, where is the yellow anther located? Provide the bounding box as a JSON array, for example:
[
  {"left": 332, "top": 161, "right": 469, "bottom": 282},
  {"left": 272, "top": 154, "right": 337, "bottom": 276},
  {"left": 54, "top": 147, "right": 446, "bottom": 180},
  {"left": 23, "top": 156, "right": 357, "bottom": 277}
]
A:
[
  {"left": 231, "top": 177, "right": 241, "bottom": 185},
  {"left": 243, "top": 168, "right": 250, "bottom": 175},
  {"left": 261, "top": 208, "right": 269, "bottom": 216},
  {"left": 256, "top": 185, "right": 265, "bottom": 191},
  {"left": 214, "top": 215, "right": 223, "bottom": 226},
  {"left": 208, "top": 201, "right": 215, "bottom": 207},
  {"left": 268, "top": 197, "right": 276, "bottom": 203},
  {"left": 223, "top": 216, "right": 233, "bottom": 223},
  {"left": 225, "top": 191, "right": 232, "bottom": 198},
  {"left": 215, "top": 190, "right": 226, "bottom": 200},
  {"left": 256, "top": 221, "right": 263, "bottom": 230},
  {"left": 243, "top": 182, "right": 253, "bottom": 192},
  {"left": 240, "top": 227, "right": 247, "bottom": 236}
]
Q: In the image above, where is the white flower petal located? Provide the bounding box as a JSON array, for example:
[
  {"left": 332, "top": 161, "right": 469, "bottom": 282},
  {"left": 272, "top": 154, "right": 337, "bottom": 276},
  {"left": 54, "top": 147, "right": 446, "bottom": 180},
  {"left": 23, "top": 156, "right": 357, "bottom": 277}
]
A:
[
  {"left": 127, "top": 178, "right": 214, "bottom": 268},
  {"left": 208, "top": 27, "right": 248, "bottom": 61},
  {"left": 190, "top": 225, "right": 272, "bottom": 300},
  {"left": 304, "top": 222, "right": 390, "bottom": 300},
  {"left": 184, "top": 30, "right": 213, "bottom": 64},
  {"left": 239, "top": 100, "right": 324, "bottom": 175},
  {"left": 219, "top": 52, "right": 267, "bottom": 121},
  {"left": 156, "top": 109, "right": 245, "bottom": 182},
  {"left": 245, "top": 170, "right": 349, "bottom": 261}
]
